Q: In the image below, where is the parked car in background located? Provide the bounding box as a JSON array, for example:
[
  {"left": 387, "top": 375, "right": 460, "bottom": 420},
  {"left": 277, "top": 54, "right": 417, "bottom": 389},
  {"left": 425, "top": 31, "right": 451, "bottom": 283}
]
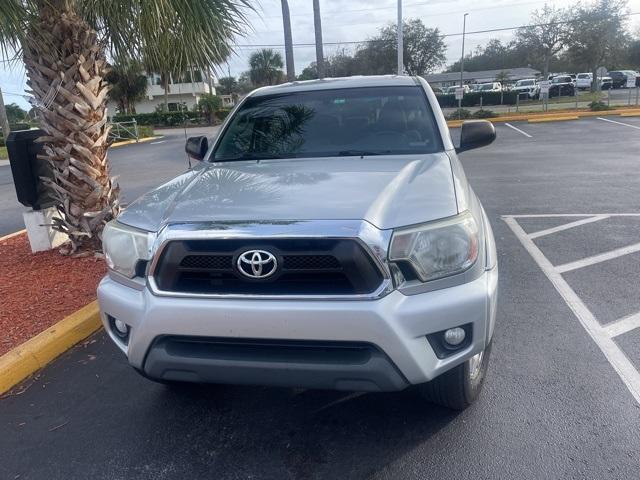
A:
[
  {"left": 599, "top": 76, "right": 613, "bottom": 90},
  {"left": 511, "top": 78, "right": 539, "bottom": 99},
  {"left": 618, "top": 70, "right": 640, "bottom": 87},
  {"left": 475, "top": 82, "right": 502, "bottom": 92},
  {"left": 576, "top": 73, "right": 593, "bottom": 90},
  {"left": 444, "top": 85, "right": 471, "bottom": 94},
  {"left": 549, "top": 75, "right": 575, "bottom": 96},
  {"left": 432, "top": 86, "right": 444, "bottom": 94},
  {"left": 607, "top": 71, "right": 635, "bottom": 88}
]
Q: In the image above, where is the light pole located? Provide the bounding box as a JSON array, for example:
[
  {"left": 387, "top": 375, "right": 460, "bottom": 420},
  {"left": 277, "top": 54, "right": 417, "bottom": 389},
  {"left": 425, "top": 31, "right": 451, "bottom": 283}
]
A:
[
  {"left": 397, "top": 0, "right": 403, "bottom": 75},
  {"left": 460, "top": 13, "right": 468, "bottom": 88},
  {"left": 458, "top": 13, "right": 468, "bottom": 118}
]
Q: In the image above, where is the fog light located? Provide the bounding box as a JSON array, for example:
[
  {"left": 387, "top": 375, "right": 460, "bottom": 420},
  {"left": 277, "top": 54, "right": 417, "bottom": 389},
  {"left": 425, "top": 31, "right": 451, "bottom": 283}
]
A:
[
  {"left": 114, "top": 319, "right": 127, "bottom": 335},
  {"left": 444, "top": 327, "right": 466, "bottom": 346}
]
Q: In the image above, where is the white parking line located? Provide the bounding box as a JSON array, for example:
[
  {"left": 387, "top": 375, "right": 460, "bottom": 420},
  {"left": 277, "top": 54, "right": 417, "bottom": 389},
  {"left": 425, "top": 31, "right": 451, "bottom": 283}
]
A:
[
  {"left": 150, "top": 140, "right": 167, "bottom": 145},
  {"left": 555, "top": 242, "right": 640, "bottom": 274},
  {"left": 504, "top": 215, "right": 640, "bottom": 405},
  {"left": 504, "top": 123, "right": 532, "bottom": 138},
  {"left": 529, "top": 215, "right": 609, "bottom": 240},
  {"left": 511, "top": 213, "right": 640, "bottom": 218},
  {"left": 597, "top": 117, "right": 640, "bottom": 130},
  {"left": 604, "top": 312, "right": 640, "bottom": 338}
]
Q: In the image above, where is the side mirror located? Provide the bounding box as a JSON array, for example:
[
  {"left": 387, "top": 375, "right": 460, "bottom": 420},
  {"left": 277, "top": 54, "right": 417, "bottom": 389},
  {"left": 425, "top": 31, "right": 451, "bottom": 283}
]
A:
[
  {"left": 185, "top": 136, "right": 208, "bottom": 161},
  {"left": 456, "top": 120, "right": 496, "bottom": 153}
]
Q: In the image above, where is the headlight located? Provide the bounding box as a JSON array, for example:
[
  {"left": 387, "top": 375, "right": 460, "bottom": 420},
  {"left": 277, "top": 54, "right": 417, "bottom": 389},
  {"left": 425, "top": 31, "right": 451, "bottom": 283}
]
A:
[
  {"left": 389, "top": 212, "right": 479, "bottom": 282},
  {"left": 102, "top": 221, "right": 154, "bottom": 278}
]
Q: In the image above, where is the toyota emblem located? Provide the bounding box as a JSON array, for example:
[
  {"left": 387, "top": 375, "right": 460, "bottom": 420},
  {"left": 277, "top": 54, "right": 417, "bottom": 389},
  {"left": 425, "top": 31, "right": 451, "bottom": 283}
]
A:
[{"left": 237, "top": 250, "right": 278, "bottom": 279}]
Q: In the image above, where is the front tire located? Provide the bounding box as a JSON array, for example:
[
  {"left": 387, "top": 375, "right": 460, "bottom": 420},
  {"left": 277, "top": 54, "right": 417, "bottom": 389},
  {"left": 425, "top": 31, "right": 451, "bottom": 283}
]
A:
[{"left": 418, "top": 341, "right": 493, "bottom": 410}]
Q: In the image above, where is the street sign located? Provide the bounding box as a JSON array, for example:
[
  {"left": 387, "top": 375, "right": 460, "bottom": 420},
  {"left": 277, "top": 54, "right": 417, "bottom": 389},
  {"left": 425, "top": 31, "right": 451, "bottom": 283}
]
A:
[
  {"left": 455, "top": 87, "right": 464, "bottom": 100},
  {"left": 539, "top": 80, "right": 550, "bottom": 95}
]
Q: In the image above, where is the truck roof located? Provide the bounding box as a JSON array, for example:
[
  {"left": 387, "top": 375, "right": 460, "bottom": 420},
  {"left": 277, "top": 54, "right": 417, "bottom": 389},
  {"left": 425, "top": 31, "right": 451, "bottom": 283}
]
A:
[{"left": 249, "top": 75, "right": 420, "bottom": 96}]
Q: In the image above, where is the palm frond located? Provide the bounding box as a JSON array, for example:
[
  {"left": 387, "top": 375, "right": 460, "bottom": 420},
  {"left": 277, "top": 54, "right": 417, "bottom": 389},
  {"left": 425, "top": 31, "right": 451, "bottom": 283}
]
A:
[
  {"left": 0, "top": 0, "right": 34, "bottom": 61},
  {"left": 80, "top": 0, "right": 254, "bottom": 74}
]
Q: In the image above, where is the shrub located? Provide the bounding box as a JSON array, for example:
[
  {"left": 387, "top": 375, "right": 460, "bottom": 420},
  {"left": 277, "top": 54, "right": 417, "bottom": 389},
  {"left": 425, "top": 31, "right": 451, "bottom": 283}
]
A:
[
  {"left": 198, "top": 94, "right": 223, "bottom": 124},
  {"left": 112, "top": 111, "right": 203, "bottom": 127},
  {"left": 588, "top": 101, "right": 610, "bottom": 111},
  {"left": 216, "top": 108, "right": 233, "bottom": 122},
  {"left": 471, "top": 109, "right": 498, "bottom": 119},
  {"left": 137, "top": 126, "right": 154, "bottom": 138},
  {"left": 436, "top": 91, "right": 517, "bottom": 108},
  {"left": 446, "top": 108, "right": 472, "bottom": 120}
]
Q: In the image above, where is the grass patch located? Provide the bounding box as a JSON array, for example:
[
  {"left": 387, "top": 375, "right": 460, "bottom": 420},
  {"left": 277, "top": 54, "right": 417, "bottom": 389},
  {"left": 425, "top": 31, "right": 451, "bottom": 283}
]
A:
[
  {"left": 137, "top": 125, "right": 154, "bottom": 139},
  {"left": 0, "top": 146, "right": 7, "bottom": 160},
  {"left": 520, "top": 92, "right": 603, "bottom": 107}
]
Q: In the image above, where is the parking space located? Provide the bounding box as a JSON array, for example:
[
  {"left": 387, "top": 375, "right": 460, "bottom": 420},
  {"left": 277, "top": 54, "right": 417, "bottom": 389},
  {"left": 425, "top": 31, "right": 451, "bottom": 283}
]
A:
[
  {"left": 504, "top": 213, "right": 640, "bottom": 404},
  {"left": 2, "top": 116, "right": 640, "bottom": 479}
]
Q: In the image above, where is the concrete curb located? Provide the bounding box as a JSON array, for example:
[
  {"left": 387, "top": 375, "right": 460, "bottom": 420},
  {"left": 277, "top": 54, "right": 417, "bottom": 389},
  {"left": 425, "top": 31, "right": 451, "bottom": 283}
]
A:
[
  {"left": 111, "top": 135, "right": 163, "bottom": 148},
  {"left": 0, "top": 301, "right": 102, "bottom": 395},
  {"left": 446, "top": 108, "right": 640, "bottom": 128},
  {"left": 0, "top": 229, "right": 26, "bottom": 243},
  {"left": 528, "top": 115, "right": 579, "bottom": 123}
]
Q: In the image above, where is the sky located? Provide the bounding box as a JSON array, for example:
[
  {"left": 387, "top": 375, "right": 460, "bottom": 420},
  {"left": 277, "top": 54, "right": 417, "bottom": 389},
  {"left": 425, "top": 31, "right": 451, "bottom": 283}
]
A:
[{"left": 2, "top": 0, "right": 640, "bottom": 110}]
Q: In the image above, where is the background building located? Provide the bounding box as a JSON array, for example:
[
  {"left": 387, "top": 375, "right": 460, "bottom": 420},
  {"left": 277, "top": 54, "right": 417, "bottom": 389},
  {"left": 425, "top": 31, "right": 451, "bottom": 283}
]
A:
[
  {"left": 425, "top": 67, "right": 541, "bottom": 88},
  {"left": 109, "top": 69, "right": 217, "bottom": 115}
]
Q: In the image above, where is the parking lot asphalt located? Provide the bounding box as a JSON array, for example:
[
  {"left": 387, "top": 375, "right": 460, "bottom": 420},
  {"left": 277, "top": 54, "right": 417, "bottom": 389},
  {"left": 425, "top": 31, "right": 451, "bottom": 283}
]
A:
[{"left": 2, "top": 116, "right": 640, "bottom": 479}]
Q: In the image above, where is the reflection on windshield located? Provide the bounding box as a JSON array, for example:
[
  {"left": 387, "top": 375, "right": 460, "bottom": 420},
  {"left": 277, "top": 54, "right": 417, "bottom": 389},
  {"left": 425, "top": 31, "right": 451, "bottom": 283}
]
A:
[{"left": 213, "top": 86, "right": 442, "bottom": 161}]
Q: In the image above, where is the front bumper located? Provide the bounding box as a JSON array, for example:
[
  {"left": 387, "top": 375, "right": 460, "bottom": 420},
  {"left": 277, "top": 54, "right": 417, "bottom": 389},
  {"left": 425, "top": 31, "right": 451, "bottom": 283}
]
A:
[{"left": 97, "top": 266, "right": 498, "bottom": 391}]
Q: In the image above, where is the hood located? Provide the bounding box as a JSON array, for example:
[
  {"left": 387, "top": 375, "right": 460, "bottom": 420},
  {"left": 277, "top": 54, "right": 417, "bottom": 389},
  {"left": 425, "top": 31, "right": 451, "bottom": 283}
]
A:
[{"left": 117, "top": 153, "right": 458, "bottom": 232}]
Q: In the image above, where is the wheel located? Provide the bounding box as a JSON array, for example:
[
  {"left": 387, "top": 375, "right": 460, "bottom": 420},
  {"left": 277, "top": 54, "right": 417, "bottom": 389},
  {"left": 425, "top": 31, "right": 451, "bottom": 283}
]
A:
[{"left": 418, "top": 340, "right": 493, "bottom": 410}]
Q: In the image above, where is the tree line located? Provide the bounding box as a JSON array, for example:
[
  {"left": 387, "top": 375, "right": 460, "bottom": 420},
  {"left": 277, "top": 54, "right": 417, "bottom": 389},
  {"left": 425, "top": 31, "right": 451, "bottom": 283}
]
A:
[
  {"left": 449, "top": 0, "right": 638, "bottom": 86},
  {"left": 227, "top": 0, "right": 639, "bottom": 94}
]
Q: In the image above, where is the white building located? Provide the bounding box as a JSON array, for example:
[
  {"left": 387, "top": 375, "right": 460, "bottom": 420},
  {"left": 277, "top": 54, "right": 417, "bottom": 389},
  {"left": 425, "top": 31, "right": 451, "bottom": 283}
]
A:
[
  {"left": 108, "top": 69, "right": 217, "bottom": 115},
  {"left": 425, "top": 67, "right": 541, "bottom": 89}
]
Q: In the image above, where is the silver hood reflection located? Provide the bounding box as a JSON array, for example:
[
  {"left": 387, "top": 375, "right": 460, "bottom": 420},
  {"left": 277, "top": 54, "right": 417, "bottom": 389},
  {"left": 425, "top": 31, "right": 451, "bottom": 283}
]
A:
[{"left": 117, "top": 154, "right": 459, "bottom": 232}]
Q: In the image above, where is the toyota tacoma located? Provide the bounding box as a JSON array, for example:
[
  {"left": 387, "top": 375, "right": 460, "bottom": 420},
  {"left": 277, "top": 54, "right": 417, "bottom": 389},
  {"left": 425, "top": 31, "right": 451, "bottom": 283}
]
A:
[{"left": 98, "top": 75, "right": 498, "bottom": 410}]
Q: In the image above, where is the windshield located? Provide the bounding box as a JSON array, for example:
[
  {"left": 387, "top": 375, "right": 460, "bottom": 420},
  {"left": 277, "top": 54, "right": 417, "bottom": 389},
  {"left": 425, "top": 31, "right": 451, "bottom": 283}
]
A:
[
  {"left": 479, "top": 84, "right": 494, "bottom": 91},
  {"left": 577, "top": 74, "right": 590, "bottom": 79},
  {"left": 552, "top": 77, "right": 570, "bottom": 83},
  {"left": 517, "top": 80, "right": 533, "bottom": 86},
  {"left": 213, "top": 86, "right": 443, "bottom": 160}
]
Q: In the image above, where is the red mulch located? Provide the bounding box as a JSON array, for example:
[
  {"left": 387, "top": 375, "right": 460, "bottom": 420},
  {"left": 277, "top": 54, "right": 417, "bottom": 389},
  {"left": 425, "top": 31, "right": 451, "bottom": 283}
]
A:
[{"left": 0, "top": 233, "right": 106, "bottom": 356}]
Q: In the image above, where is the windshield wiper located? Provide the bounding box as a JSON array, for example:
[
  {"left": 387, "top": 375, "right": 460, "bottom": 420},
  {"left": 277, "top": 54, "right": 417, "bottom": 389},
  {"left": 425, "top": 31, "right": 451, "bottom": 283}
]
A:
[
  {"left": 220, "top": 152, "right": 294, "bottom": 161},
  {"left": 337, "top": 150, "right": 389, "bottom": 157}
]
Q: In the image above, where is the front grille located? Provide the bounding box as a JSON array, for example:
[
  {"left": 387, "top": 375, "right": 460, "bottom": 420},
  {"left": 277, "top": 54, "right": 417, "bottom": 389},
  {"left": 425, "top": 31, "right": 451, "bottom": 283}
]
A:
[{"left": 152, "top": 238, "right": 384, "bottom": 296}]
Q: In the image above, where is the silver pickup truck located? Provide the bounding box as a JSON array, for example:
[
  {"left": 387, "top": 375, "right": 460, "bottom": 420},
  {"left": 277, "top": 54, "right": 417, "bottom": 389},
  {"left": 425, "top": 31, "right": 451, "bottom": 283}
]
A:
[{"left": 98, "top": 75, "right": 498, "bottom": 410}]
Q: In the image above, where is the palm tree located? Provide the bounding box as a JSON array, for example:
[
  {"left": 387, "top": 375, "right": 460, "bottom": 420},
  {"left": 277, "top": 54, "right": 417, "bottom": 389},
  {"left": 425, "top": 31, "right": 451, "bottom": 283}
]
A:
[
  {"left": 280, "top": 0, "right": 295, "bottom": 81},
  {"left": 105, "top": 58, "right": 148, "bottom": 114},
  {"left": 249, "top": 49, "right": 284, "bottom": 86},
  {"left": 218, "top": 76, "right": 238, "bottom": 95},
  {"left": 313, "top": 0, "right": 324, "bottom": 79},
  {"left": 0, "top": 0, "right": 251, "bottom": 252}
]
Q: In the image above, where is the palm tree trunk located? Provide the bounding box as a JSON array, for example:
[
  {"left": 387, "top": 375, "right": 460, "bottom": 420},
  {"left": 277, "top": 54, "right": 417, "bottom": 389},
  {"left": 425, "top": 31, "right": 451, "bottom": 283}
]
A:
[
  {"left": 161, "top": 72, "right": 170, "bottom": 111},
  {"left": 22, "top": 5, "right": 119, "bottom": 252},
  {"left": 281, "top": 0, "right": 295, "bottom": 81},
  {"left": 313, "top": 0, "right": 325, "bottom": 79}
]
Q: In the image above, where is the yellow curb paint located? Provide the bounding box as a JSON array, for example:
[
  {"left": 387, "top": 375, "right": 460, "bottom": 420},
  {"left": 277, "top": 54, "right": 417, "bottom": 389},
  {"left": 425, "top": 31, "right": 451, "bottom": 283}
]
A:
[
  {"left": 0, "top": 229, "right": 26, "bottom": 243},
  {"left": 0, "top": 301, "right": 102, "bottom": 395},
  {"left": 445, "top": 108, "right": 640, "bottom": 128},
  {"left": 111, "top": 135, "right": 163, "bottom": 148},
  {"left": 528, "top": 116, "right": 579, "bottom": 123}
]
